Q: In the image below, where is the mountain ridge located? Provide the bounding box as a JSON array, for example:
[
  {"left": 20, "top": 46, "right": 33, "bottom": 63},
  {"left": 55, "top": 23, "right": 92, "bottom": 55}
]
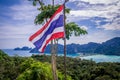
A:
[{"left": 29, "top": 37, "right": 120, "bottom": 55}]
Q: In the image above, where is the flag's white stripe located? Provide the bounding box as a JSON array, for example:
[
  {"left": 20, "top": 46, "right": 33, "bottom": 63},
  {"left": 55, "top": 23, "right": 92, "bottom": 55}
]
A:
[
  {"left": 31, "top": 10, "right": 63, "bottom": 43},
  {"left": 38, "top": 26, "right": 64, "bottom": 52}
]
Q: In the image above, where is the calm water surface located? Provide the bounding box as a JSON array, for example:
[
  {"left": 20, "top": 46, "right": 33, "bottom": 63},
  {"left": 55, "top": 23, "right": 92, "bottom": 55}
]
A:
[
  {"left": 2, "top": 49, "right": 120, "bottom": 63},
  {"left": 80, "top": 55, "right": 120, "bottom": 63}
]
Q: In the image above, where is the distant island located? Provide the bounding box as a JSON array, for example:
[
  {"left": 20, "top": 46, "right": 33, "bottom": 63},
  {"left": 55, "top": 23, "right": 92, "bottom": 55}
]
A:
[
  {"left": 30, "top": 37, "right": 120, "bottom": 56},
  {"left": 14, "top": 46, "right": 32, "bottom": 51}
]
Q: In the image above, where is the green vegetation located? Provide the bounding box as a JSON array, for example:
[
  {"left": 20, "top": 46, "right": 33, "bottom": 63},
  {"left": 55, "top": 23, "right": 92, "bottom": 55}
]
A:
[
  {"left": 17, "top": 58, "right": 71, "bottom": 80},
  {"left": 0, "top": 50, "right": 26, "bottom": 80},
  {"left": 32, "top": 55, "right": 120, "bottom": 80},
  {"left": 30, "top": 37, "right": 120, "bottom": 55},
  {"left": 0, "top": 50, "right": 120, "bottom": 80},
  {"left": 95, "top": 37, "right": 120, "bottom": 55},
  {"left": 29, "top": 0, "right": 87, "bottom": 40},
  {"left": 0, "top": 50, "right": 71, "bottom": 80}
]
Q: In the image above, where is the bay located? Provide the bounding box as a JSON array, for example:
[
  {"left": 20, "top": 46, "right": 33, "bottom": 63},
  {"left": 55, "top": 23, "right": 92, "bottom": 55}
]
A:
[
  {"left": 2, "top": 49, "right": 120, "bottom": 63},
  {"left": 2, "top": 49, "right": 79, "bottom": 57},
  {"left": 2, "top": 49, "right": 32, "bottom": 57},
  {"left": 80, "top": 55, "right": 120, "bottom": 63}
]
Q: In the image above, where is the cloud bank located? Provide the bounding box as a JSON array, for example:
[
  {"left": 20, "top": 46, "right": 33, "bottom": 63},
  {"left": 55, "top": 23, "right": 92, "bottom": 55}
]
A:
[
  {"left": 68, "top": 0, "right": 120, "bottom": 30},
  {"left": 0, "top": 0, "right": 120, "bottom": 48}
]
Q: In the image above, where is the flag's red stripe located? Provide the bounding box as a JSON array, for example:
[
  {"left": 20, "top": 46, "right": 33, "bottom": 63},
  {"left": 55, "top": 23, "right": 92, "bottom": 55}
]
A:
[
  {"left": 29, "top": 5, "right": 64, "bottom": 41},
  {"left": 41, "top": 32, "right": 64, "bottom": 52}
]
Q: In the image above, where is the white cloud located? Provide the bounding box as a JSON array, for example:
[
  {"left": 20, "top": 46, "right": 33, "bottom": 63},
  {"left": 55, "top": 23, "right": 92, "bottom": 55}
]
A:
[
  {"left": 80, "top": 26, "right": 88, "bottom": 30},
  {"left": 0, "top": 0, "right": 42, "bottom": 39},
  {"left": 66, "top": 14, "right": 89, "bottom": 23},
  {"left": 0, "top": 38, "right": 35, "bottom": 49},
  {"left": 98, "top": 18, "right": 120, "bottom": 30},
  {"left": 0, "top": 22, "right": 41, "bottom": 49},
  {"left": 10, "top": 0, "right": 39, "bottom": 20},
  {"left": 0, "top": 0, "right": 120, "bottom": 49},
  {"left": 101, "top": 24, "right": 120, "bottom": 30},
  {"left": 70, "top": 10, "right": 108, "bottom": 17},
  {"left": 0, "top": 24, "right": 42, "bottom": 39},
  {"left": 70, "top": 2, "right": 120, "bottom": 19},
  {"left": 70, "top": 0, "right": 119, "bottom": 4},
  {"left": 0, "top": 0, "right": 43, "bottom": 48},
  {"left": 68, "top": 0, "right": 120, "bottom": 30},
  {"left": 65, "top": 30, "right": 120, "bottom": 44}
]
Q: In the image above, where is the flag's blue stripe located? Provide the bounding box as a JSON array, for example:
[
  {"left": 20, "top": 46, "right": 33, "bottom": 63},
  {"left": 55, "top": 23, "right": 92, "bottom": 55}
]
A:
[{"left": 34, "top": 15, "right": 64, "bottom": 49}]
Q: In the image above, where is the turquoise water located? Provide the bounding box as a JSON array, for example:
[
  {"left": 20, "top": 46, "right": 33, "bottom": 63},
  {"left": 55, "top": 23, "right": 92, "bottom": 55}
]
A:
[
  {"left": 2, "top": 49, "right": 79, "bottom": 57},
  {"left": 80, "top": 55, "right": 120, "bottom": 63},
  {"left": 2, "top": 49, "right": 120, "bottom": 63},
  {"left": 2, "top": 49, "right": 32, "bottom": 57}
]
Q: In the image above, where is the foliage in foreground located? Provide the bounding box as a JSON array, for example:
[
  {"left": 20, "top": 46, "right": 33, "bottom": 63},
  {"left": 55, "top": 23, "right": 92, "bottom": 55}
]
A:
[
  {"left": 17, "top": 58, "right": 71, "bottom": 80},
  {"left": 32, "top": 55, "right": 120, "bottom": 80},
  {"left": 0, "top": 50, "right": 120, "bottom": 80},
  {"left": 0, "top": 50, "right": 71, "bottom": 80}
]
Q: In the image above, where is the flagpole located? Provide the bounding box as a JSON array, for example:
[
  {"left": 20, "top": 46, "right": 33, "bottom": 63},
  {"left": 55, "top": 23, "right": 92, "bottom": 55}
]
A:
[
  {"left": 63, "top": 0, "right": 68, "bottom": 79},
  {"left": 51, "top": 0, "right": 58, "bottom": 80}
]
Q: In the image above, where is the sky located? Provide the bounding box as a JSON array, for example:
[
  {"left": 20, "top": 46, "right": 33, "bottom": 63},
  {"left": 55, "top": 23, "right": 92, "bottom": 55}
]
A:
[{"left": 0, "top": 0, "right": 120, "bottom": 49}]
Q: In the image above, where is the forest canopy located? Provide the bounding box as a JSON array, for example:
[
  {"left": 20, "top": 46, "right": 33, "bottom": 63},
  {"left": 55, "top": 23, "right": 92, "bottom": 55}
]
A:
[{"left": 0, "top": 50, "right": 120, "bottom": 80}]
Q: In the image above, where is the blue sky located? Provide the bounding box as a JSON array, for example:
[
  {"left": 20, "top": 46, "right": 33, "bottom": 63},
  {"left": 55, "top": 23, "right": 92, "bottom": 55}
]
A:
[{"left": 0, "top": 0, "right": 120, "bottom": 49}]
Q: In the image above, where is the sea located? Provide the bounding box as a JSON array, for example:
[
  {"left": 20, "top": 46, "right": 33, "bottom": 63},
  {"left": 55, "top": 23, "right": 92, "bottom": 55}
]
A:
[{"left": 2, "top": 49, "right": 120, "bottom": 63}]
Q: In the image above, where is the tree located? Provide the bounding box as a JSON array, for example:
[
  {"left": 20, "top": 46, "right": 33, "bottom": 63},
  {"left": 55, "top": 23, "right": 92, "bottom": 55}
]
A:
[
  {"left": 17, "top": 58, "right": 72, "bottom": 80},
  {"left": 29, "top": 0, "right": 87, "bottom": 65},
  {"left": 29, "top": 0, "right": 87, "bottom": 39},
  {"left": 28, "top": 0, "right": 87, "bottom": 80},
  {"left": 66, "top": 22, "right": 87, "bottom": 39}
]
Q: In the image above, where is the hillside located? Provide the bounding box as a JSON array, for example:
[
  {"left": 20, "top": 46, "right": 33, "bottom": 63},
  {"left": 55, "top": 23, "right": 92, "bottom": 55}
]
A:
[
  {"left": 0, "top": 50, "right": 120, "bottom": 80},
  {"left": 95, "top": 37, "right": 120, "bottom": 55},
  {"left": 30, "top": 37, "right": 120, "bottom": 55}
]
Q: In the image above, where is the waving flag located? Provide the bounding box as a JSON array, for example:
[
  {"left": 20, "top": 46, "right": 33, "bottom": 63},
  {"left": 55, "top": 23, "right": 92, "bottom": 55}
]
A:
[{"left": 29, "top": 5, "right": 64, "bottom": 53}]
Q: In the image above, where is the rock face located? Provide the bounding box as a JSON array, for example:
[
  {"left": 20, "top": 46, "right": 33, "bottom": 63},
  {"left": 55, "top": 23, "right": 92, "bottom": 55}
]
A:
[{"left": 30, "top": 37, "right": 120, "bottom": 55}]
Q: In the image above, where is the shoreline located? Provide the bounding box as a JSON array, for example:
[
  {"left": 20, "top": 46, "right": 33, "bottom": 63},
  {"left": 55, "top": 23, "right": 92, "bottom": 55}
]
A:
[{"left": 2, "top": 49, "right": 120, "bottom": 63}]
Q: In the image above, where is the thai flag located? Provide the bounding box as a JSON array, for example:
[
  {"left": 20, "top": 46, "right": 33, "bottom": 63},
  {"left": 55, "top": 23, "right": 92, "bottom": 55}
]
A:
[{"left": 29, "top": 5, "right": 64, "bottom": 53}]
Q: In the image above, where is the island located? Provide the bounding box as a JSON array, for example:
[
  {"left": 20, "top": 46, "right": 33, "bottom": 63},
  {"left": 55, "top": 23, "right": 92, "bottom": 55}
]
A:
[
  {"left": 30, "top": 37, "right": 120, "bottom": 56},
  {"left": 14, "top": 46, "right": 32, "bottom": 51}
]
